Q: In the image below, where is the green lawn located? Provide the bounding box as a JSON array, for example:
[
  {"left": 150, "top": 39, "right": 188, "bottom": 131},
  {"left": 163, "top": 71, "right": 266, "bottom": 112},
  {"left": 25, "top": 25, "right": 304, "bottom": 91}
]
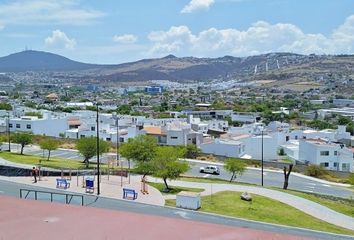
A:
[
  {"left": 181, "top": 176, "right": 354, "bottom": 218},
  {"left": 147, "top": 182, "right": 204, "bottom": 195},
  {"left": 166, "top": 191, "right": 354, "bottom": 235},
  {"left": 0, "top": 151, "right": 95, "bottom": 170},
  {"left": 274, "top": 189, "right": 354, "bottom": 218},
  {"left": 179, "top": 175, "right": 256, "bottom": 186}
]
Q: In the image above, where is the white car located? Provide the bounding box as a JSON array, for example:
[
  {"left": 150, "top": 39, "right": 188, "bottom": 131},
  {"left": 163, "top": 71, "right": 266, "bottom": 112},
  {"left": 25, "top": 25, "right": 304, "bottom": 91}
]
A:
[{"left": 199, "top": 165, "right": 220, "bottom": 175}]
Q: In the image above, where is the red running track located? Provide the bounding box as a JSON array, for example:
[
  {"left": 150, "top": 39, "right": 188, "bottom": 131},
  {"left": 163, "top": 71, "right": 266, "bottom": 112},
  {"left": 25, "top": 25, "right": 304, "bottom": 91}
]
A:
[{"left": 0, "top": 196, "right": 312, "bottom": 240}]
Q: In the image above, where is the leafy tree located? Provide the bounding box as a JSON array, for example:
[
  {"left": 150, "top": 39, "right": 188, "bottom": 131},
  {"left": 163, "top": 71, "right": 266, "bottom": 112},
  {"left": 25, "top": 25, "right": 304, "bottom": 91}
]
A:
[
  {"left": 11, "top": 132, "right": 33, "bottom": 155},
  {"left": 337, "top": 116, "right": 352, "bottom": 125},
  {"left": 39, "top": 138, "right": 59, "bottom": 161},
  {"left": 77, "top": 137, "right": 110, "bottom": 168},
  {"left": 224, "top": 158, "right": 246, "bottom": 182},
  {"left": 0, "top": 102, "right": 12, "bottom": 110},
  {"left": 152, "top": 146, "right": 189, "bottom": 190},
  {"left": 116, "top": 104, "right": 131, "bottom": 114},
  {"left": 184, "top": 144, "right": 201, "bottom": 159},
  {"left": 159, "top": 101, "right": 168, "bottom": 112},
  {"left": 120, "top": 135, "right": 158, "bottom": 176}
]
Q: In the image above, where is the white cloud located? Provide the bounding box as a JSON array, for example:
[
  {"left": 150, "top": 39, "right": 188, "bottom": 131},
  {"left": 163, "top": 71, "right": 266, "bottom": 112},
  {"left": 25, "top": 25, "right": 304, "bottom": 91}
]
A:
[
  {"left": 0, "top": 0, "right": 104, "bottom": 27},
  {"left": 181, "top": 0, "right": 215, "bottom": 13},
  {"left": 147, "top": 15, "right": 354, "bottom": 57},
  {"left": 113, "top": 34, "right": 138, "bottom": 44},
  {"left": 45, "top": 30, "right": 76, "bottom": 49}
]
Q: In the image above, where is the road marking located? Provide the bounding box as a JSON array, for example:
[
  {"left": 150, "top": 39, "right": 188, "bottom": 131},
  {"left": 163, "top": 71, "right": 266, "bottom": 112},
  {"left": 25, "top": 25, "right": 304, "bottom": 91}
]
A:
[
  {"left": 174, "top": 211, "right": 190, "bottom": 219},
  {"left": 203, "top": 174, "right": 210, "bottom": 178},
  {"left": 305, "top": 186, "right": 315, "bottom": 189},
  {"left": 307, "top": 183, "right": 316, "bottom": 185},
  {"left": 302, "top": 190, "right": 314, "bottom": 193},
  {"left": 321, "top": 184, "right": 331, "bottom": 187}
]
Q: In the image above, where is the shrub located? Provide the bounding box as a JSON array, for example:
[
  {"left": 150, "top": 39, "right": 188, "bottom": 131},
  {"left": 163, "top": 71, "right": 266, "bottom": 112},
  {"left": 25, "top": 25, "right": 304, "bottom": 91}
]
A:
[{"left": 305, "top": 165, "right": 326, "bottom": 177}]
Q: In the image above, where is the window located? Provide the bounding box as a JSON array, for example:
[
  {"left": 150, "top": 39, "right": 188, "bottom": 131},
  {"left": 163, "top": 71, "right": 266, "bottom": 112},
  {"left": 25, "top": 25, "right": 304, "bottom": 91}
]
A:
[
  {"left": 170, "top": 136, "right": 178, "bottom": 139},
  {"left": 91, "top": 126, "right": 95, "bottom": 131},
  {"left": 334, "top": 151, "right": 338, "bottom": 156},
  {"left": 26, "top": 124, "right": 31, "bottom": 129},
  {"left": 320, "top": 151, "right": 329, "bottom": 156},
  {"left": 16, "top": 124, "right": 21, "bottom": 128},
  {"left": 9, "top": 123, "right": 13, "bottom": 128},
  {"left": 295, "top": 136, "right": 298, "bottom": 140},
  {"left": 342, "top": 163, "right": 350, "bottom": 171},
  {"left": 106, "top": 138, "right": 111, "bottom": 141},
  {"left": 333, "top": 162, "right": 338, "bottom": 167},
  {"left": 80, "top": 135, "right": 85, "bottom": 138},
  {"left": 320, "top": 162, "right": 329, "bottom": 167}
]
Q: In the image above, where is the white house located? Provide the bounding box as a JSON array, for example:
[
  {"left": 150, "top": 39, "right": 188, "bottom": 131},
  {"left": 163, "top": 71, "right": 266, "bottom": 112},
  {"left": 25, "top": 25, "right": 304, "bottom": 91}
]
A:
[
  {"left": 298, "top": 138, "right": 353, "bottom": 172},
  {"left": 9, "top": 116, "right": 68, "bottom": 137},
  {"left": 200, "top": 138, "right": 245, "bottom": 158}
]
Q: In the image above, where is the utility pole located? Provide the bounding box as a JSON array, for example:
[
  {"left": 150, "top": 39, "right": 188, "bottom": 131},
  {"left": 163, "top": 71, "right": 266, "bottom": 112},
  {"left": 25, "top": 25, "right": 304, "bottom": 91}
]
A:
[
  {"left": 7, "top": 112, "right": 10, "bottom": 152},
  {"left": 96, "top": 103, "right": 100, "bottom": 196},
  {"left": 261, "top": 129, "right": 264, "bottom": 187}
]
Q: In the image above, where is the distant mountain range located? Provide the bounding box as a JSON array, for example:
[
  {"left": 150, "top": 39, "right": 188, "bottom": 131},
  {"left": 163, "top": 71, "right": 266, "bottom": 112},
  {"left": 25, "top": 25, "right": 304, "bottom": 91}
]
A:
[
  {"left": 0, "top": 50, "right": 353, "bottom": 83},
  {"left": 0, "top": 50, "right": 99, "bottom": 72}
]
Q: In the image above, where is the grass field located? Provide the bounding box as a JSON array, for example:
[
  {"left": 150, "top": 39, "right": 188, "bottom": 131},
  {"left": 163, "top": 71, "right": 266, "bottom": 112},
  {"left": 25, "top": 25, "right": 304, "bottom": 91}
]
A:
[
  {"left": 0, "top": 151, "right": 95, "bottom": 169},
  {"left": 147, "top": 182, "right": 204, "bottom": 195},
  {"left": 273, "top": 188, "right": 354, "bottom": 218},
  {"left": 165, "top": 191, "right": 354, "bottom": 235},
  {"left": 179, "top": 176, "right": 354, "bottom": 218}
]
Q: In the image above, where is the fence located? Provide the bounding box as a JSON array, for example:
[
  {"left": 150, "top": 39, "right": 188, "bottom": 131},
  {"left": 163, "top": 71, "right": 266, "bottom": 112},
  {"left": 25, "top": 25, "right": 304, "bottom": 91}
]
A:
[{"left": 19, "top": 188, "right": 84, "bottom": 206}]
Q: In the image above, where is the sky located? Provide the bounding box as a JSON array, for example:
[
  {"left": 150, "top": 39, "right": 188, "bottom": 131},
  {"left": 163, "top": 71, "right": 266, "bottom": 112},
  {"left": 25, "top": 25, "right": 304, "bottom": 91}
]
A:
[{"left": 0, "top": 0, "right": 353, "bottom": 64}]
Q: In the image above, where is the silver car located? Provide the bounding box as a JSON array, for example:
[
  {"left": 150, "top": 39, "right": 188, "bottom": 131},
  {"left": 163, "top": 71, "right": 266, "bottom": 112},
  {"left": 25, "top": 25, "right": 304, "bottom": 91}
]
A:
[{"left": 199, "top": 165, "right": 220, "bottom": 175}]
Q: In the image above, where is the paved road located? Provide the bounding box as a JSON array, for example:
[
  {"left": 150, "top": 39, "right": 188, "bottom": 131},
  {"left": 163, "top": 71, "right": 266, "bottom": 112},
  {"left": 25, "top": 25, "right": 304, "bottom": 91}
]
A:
[
  {"left": 2, "top": 143, "right": 354, "bottom": 198},
  {"left": 187, "top": 161, "right": 354, "bottom": 199},
  {"left": 0, "top": 179, "right": 353, "bottom": 240}
]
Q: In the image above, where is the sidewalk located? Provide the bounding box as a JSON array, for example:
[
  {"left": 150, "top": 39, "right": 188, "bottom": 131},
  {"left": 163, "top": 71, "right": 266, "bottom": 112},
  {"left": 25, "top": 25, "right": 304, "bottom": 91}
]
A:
[
  {"left": 147, "top": 177, "right": 354, "bottom": 231},
  {"left": 0, "top": 174, "right": 165, "bottom": 206}
]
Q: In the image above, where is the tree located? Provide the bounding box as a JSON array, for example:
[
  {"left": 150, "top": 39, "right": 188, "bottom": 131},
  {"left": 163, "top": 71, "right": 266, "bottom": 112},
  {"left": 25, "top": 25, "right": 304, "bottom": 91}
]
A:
[
  {"left": 0, "top": 102, "right": 12, "bottom": 110},
  {"left": 152, "top": 146, "right": 189, "bottom": 190},
  {"left": 283, "top": 164, "right": 293, "bottom": 190},
  {"left": 120, "top": 135, "right": 158, "bottom": 177},
  {"left": 184, "top": 144, "right": 201, "bottom": 159},
  {"left": 77, "top": 137, "right": 110, "bottom": 168},
  {"left": 224, "top": 158, "right": 246, "bottom": 182},
  {"left": 11, "top": 132, "right": 33, "bottom": 155},
  {"left": 116, "top": 104, "right": 131, "bottom": 115},
  {"left": 39, "top": 138, "right": 59, "bottom": 161}
]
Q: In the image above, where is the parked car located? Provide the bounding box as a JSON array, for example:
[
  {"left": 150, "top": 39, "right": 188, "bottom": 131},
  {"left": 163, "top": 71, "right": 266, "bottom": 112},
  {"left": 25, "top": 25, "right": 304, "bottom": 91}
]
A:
[{"left": 199, "top": 165, "right": 220, "bottom": 175}]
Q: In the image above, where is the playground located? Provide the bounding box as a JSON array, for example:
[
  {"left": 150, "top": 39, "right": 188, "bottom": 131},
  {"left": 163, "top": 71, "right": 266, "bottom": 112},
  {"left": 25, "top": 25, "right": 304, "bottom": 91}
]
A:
[{"left": 0, "top": 172, "right": 165, "bottom": 206}]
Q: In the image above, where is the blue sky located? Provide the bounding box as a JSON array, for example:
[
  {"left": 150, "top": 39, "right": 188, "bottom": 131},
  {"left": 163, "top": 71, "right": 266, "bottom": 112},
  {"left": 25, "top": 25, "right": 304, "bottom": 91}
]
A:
[{"left": 0, "top": 0, "right": 353, "bottom": 63}]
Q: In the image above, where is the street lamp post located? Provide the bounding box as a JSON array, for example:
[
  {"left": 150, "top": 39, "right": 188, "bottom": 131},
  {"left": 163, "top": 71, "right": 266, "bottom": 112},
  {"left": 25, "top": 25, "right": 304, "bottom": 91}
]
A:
[
  {"left": 261, "top": 128, "right": 264, "bottom": 187},
  {"left": 96, "top": 103, "right": 100, "bottom": 196},
  {"left": 7, "top": 112, "right": 10, "bottom": 152}
]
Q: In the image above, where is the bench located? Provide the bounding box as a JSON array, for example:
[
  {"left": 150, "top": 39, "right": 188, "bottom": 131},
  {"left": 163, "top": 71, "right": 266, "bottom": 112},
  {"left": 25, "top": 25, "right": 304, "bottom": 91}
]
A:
[
  {"left": 123, "top": 188, "right": 138, "bottom": 200},
  {"left": 56, "top": 178, "right": 70, "bottom": 189}
]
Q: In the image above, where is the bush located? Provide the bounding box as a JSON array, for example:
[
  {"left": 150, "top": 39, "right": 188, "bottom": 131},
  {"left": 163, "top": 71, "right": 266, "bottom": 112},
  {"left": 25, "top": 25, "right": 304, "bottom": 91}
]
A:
[
  {"left": 305, "top": 165, "right": 326, "bottom": 177},
  {"left": 348, "top": 173, "right": 354, "bottom": 186}
]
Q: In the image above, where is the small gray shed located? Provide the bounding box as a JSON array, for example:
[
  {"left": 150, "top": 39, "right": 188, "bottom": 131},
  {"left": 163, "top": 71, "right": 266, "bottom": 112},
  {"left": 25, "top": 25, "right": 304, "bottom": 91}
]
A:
[{"left": 176, "top": 191, "right": 201, "bottom": 210}]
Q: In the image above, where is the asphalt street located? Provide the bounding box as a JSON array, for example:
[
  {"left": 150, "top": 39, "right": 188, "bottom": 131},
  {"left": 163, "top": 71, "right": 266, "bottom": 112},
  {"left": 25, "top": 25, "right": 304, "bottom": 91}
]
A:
[
  {"left": 0, "top": 179, "right": 352, "bottom": 240},
  {"left": 2, "top": 143, "right": 354, "bottom": 198}
]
